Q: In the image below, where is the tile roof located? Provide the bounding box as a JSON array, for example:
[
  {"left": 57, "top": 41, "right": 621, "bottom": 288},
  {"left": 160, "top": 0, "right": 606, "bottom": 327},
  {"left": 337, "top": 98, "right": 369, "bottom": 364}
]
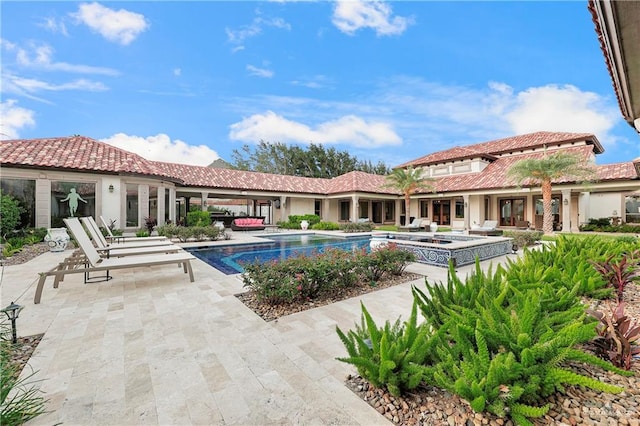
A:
[
  {"left": 1, "top": 135, "right": 636, "bottom": 198},
  {"left": 0, "top": 136, "right": 164, "bottom": 177},
  {"left": 396, "top": 131, "right": 602, "bottom": 168},
  {"left": 152, "top": 161, "right": 328, "bottom": 194}
]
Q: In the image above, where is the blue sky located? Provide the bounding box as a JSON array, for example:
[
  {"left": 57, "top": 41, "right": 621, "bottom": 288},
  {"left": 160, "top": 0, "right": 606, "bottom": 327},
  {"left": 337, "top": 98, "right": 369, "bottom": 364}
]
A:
[{"left": 2, "top": 1, "right": 638, "bottom": 168}]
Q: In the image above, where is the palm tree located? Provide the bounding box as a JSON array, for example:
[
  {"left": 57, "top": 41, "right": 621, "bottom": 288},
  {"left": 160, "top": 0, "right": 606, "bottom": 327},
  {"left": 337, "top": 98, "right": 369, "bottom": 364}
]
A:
[
  {"left": 385, "top": 166, "right": 435, "bottom": 225},
  {"left": 507, "top": 150, "right": 596, "bottom": 234}
]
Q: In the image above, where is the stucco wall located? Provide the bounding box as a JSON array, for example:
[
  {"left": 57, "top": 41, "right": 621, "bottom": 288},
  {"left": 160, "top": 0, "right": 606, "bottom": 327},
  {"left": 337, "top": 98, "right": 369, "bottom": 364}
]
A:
[{"left": 588, "top": 193, "right": 623, "bottom": 220}]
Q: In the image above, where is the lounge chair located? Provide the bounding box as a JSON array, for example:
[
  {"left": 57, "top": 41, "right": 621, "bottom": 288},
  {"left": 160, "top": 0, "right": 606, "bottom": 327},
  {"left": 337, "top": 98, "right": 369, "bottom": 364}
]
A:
[
  {"left": 84, "top": 216, "right": 171, "bottom": 248},
  {"left": 34, "top": 218, "right": 195, "bottom": 304},
  {"left": 398, "top": 218, "right": 427, "bottom": 232},
  {"left": 99, "top": 215, "right": 168, "bottom": 243},
  {"left": 469, "top": 220, "right": 502, "bottom": 236},
  {"left": 79, "top": 217, "right": 181, "bottom": 256}
]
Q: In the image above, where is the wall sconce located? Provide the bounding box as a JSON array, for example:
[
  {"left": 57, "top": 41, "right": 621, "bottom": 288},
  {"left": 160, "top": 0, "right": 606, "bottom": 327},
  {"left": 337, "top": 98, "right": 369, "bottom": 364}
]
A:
[
  {"left": 1, "top": 301, "right": 24, "bottom": 344},
  {"left": 108, "top": 184, "right": 114, "bottom": 193},
  {"left": 563, "top": 199, "right": 568, "bottom": 206},
  {"left": 274, "top": 199, "right": 281, "bottom": 209},
  {"left": 464, "top": 202, "right": 468, "bottom": 208}
]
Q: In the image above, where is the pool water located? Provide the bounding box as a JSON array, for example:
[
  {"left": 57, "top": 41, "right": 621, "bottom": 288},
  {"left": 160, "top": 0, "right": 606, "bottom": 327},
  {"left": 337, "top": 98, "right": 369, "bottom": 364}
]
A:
[{"left": 188, "top": 234, "right": 371, "bottom": 274}]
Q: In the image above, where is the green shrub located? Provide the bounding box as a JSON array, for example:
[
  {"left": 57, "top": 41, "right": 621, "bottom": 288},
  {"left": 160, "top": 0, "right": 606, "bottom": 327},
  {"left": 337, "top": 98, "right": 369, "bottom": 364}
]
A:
[
  {"left": 311, "top": 221, "right": 340, "bottom": 230},
  {"left": 336, "top": 301, "right": 441, "bottom": 396},
  {"left": 339, "top": 222, "right": 375, "bottom": 232},
  {"left": 242, "top": 245, "right": 409, "bottom": 305},
  {"left": 135, "top": 229, "right": 150, "bottom": 237},
  {"left": 278, "top": 215, "right": 322, "bottom": 230},
  {"left": 1, "top": 324, "right": 47, "bottom": 424},
  {"left": 0, "top": 195, "right": 24, "bottom": 239},
  {"left": 502, "top": 230, "right": 543, "bottom": 248},
  {"left": 186, "top": 210, "right": 211, "bottom": 227}
]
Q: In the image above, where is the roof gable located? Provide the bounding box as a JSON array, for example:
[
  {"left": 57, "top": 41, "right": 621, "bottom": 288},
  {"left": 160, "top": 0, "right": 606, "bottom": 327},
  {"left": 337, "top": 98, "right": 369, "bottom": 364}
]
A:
[{"left": 396, "top": 131, "right": 603, "bottom": 168}]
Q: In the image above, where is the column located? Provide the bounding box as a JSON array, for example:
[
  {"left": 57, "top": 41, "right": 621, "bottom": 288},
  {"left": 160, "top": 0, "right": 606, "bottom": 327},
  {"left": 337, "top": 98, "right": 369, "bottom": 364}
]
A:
[
  {"left": 561, "top": 189, "right": 571, "bottom": 232},
  {"left": 351, "top": 195, "right": 359, "bottom": 222},
  {"left": 463, "top": 194, "right": 470, "bottom": 230},
  {"left": 157, "top": 187, "right": 166, "bottom": 226},
  {"left": 201, "top": 192, "right": 209, "bottom": 211}
]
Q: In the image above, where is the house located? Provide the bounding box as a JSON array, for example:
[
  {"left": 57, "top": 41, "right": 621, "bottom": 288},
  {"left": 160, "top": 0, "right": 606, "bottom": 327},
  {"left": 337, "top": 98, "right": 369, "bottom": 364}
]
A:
[{"left": 1, "top": 131, "right": 638, "bottom": 232}]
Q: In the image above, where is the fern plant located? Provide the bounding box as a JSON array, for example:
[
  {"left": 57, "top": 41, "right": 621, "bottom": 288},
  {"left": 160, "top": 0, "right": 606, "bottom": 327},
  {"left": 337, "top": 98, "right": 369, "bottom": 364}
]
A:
[{"left": 336, "top": 301, "right": 440, "bottom": 396}]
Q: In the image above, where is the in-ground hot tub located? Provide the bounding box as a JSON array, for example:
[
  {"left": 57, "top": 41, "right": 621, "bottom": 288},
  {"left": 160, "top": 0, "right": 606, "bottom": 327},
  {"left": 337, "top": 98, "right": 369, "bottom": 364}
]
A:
[{"left": 372, "top": 232, "right": 512, "bottom": 267}]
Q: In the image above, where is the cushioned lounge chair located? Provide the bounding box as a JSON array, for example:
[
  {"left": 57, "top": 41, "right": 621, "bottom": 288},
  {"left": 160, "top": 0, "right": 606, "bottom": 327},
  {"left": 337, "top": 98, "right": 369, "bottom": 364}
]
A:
[
  {"left": 469, "top": 220, "right": 503, "bottom": 236},
  {"left": 34, "top": 218, "right": 195, "bottom": 304},
  {"left": 398, "top": 218, "right": 426, "bottom": 232}
]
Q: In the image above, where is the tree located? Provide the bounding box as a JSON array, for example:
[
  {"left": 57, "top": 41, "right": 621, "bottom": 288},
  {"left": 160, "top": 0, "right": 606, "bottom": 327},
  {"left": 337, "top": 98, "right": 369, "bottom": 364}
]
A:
[
  {"left": 507, "top": 150, "right": 596, "bottom": 235},
  {"left": 231, "top": 141, "right": 390, "bottom": 178},
  {"left": 384, "top": 166, "right": 435, "bottom": 224}
]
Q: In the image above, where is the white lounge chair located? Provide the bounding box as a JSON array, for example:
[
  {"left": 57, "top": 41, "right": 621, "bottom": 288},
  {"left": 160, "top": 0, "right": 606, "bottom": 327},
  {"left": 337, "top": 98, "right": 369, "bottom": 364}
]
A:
[
  {"left": 79, "top": 217, "right": 181, "bottom": 257},
  {"left": 34, "top": 218, "right": 195, "bottom": 304},
  {"left": 398, "top": 218, "right": 427, "bottom": 232},
  {"left": 469, "top": 220, "right": 502, "bottom": 236},
  {"left": 99, "top": 215, "right": 168, "bottom": 243},
  {"left": 83, "top": 216, "right": 171, "bottom": 249}
]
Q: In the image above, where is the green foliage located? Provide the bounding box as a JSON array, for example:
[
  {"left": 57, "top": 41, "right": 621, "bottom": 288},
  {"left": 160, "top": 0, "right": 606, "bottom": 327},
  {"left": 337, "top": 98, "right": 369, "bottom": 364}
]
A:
[
  {"left": 336, "top": 302, "right": 439, "bottom": 396},
  {"left": 0, "top": 195, "right": 24, "bottom": 239},
  {"left": 155, "top": 224, "right": 224, "bottom": 242},
  {"left": 278, "top": 215, "right": 321, "bottom": 229},
  {"left": 186, "top": 210, "right": 212, "bottom": 227},
  {"left": 310, "top": 221, "right": 340, "bottom": 231},
  {"left": 2, "top": 241, "right": 23, "bottom": 258},
  {"left": 231, "top": 140, "right": 390, "bottom": 178},
  {"left": 502, "top": 230, "right": 543, "bottom": 248},
  {"left": 1, "top": 324, "right": 47, "bottom": 424},
  {"left": 242, "top": 246, "right": 410, "bottom": 305},
  {"left": 339, "top": 222, "right": 375, "bottom": 232},
  {"left": 579, "top": 218, "right": 640, "bottom": 233},
  {"left": 587, "top": 301, "right": 640, "bottom": 370},
  {"left": 135, "top": 229, "right": 150, "bottom": 237}
]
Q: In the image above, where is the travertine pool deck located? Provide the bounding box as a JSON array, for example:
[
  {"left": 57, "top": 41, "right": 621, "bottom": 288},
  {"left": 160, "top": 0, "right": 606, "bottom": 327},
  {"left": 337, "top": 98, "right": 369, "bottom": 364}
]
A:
[{"left": 1, "top": 230, "right": 516, "bottom": 426}]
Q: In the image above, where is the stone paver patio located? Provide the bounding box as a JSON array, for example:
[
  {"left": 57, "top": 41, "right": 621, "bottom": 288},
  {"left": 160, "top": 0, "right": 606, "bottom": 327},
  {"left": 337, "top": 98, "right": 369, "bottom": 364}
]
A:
[{"left": 2, "top": 231, "right": 515, "bottom": 425}]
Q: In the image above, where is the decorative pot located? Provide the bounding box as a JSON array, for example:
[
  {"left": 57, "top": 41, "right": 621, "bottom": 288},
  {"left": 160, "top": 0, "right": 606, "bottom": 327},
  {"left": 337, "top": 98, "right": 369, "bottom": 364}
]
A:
[
  {"left": 45, "top": 228, "right": 70, "bottom": 252},
  {"left": 429, "top": 223, "right": 438, "bottom": 232},
  {"left": 300, "top": 220, "right": 309, "bottom": 230}
]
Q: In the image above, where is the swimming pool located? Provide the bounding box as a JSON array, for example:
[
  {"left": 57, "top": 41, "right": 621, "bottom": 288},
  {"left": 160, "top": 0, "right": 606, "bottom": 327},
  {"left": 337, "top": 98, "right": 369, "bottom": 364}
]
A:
[{"left": 187, "top": 234, "right": 371, "bottom": 274}]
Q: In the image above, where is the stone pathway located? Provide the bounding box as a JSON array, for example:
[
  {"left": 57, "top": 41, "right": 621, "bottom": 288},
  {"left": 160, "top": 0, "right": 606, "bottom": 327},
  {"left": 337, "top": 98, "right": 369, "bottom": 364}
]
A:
[{"left": 1, "top": 233, "right": 514, "bottom": 426}]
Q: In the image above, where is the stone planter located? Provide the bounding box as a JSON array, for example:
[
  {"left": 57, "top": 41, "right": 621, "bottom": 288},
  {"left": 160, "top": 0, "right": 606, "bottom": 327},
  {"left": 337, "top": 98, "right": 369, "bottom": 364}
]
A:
[
  {"left": 44, "top": 228, "right": 70, "bottom": 252},
  {"left": 300, "top": 220, "right": 309, "bottom": 230},
  {"left": 429, "top": 223, "right": 438, "bottom": 232}
]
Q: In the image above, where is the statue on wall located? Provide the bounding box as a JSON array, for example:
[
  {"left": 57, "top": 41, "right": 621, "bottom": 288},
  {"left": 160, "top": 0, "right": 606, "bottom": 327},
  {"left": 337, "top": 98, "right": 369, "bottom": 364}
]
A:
[{"left": 61, "top": 188, "right": 87, "bottom": 217}]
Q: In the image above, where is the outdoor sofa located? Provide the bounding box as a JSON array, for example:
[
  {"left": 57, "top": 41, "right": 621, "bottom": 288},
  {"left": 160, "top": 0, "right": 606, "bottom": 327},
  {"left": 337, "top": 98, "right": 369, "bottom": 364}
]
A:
[{"left": 231, "top": 217, "right": 266, "bottom": 231}]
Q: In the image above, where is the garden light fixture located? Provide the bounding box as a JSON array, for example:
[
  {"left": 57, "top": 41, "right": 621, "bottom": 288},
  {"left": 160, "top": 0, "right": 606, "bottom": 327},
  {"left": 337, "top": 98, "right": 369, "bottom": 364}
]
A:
[{"left": 1, "top": 301, "right": 24, "bottom": 344}]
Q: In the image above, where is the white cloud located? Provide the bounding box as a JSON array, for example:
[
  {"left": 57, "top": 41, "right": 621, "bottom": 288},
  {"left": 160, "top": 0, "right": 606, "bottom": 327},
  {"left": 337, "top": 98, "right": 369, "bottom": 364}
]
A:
[
  {"left": 0, "top": 100, "right": 35, "bottom": 139},
  {"left": 226, "top": 16, "right": 291, "bottom": 50},
  {"left": 228, "top": 110, "right": 401, "bottom": 148},
  {"left": 246, "top": 64, "right": 274, "bottom": 78},
  {"left": 101, "top": 133, "right": 220, "bottom": 166},
  {"left": 504, "top": 84, "right": 617, "bottom": 138},
  {"left": 71, "top": 2, "right": 149, "bottom": 45},
  {"left": 5, "top": 74, "right": 108, "bottom": 93},
  {"left": 173, "top": 68, "right": 181, "bottom": 77},
  {"left": 40, "top": 17, "right": 68, "bottom": 36},
  {"left": 290, "top": 75, "right": 331, "bottom": 89},
  {"left": 332, "top": 0, "right": 413, "bottom": 36},
  {"left": 12, "top": 42, "right": 119, "bottom": 75}
]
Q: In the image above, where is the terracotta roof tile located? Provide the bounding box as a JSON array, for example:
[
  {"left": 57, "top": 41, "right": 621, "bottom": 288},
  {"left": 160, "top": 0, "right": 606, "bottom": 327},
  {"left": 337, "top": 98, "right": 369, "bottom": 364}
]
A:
[
  {"left": 1, "top": 136, "right": 163, "bottom": 177},
  {"left": 396, "top": 131, "right": 602, "bottom": 168},
  {"left": 324, "top": 171, "right": 397, "bottom": 195}
]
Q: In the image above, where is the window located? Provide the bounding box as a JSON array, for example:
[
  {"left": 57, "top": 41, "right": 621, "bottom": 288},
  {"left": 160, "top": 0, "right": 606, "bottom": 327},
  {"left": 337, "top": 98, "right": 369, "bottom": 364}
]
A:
[
  {"left": 315, "top": 199, "right": 322, "bottom": 217},
  {"left": 359, "top": 201, "right": 369, "bottom": 219},
  {"left": 149, "top": 186, "right": 158, "bottom": 222},
  {"left": 126, "top": 184, "right": 139, "bottom": 227},
  {"left": 419, "top": 200, "right": 429, "bottom": 217},
  {"left": 384, "top": 201, "right": 395, "bottom": 221},
  {"left": 455, "top": 199, "right": 464, "bottom": 219},
  {"left": 1, "top": 178, "right": 36, "bottom": 228},
  {"left": 499, "top": 197, "right": 525, "bottom": 227},
  {"left": 164, "top": 189, "right": 171, "bottom": 222},
  {"left": 625, "top": 195, "right": 640, "bottom": 223},
  {"left": 51, "top": 181, "right": 95, "bottom": 227},
  {"left": 339, "top": 200, "right": 350, "bottom": 221}
]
